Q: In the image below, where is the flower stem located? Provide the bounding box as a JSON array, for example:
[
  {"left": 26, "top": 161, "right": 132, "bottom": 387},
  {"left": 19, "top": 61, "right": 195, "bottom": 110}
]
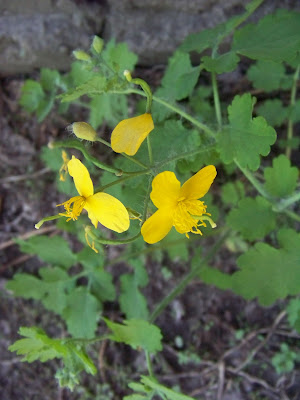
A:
[
  {"left": 124, "top": 71, "right": 153, "bottom": 112},
  {"left": 35, "top": 214, "right": 62, "bottom": 229},
  {"left": 275, "top": 191, "right": 300, "bottom": 211},
  {"left": 211, "top": 72, "right": 222, "bottom": 130},
  {"left": 234, "top": 159, "right": 271, "bottom": 199},
  {"left": 94, "top": 170, "right": 150, "bottom": 193},
  {"left": 149, "top": 229, "right": 230, "bottom": 323},
  {"left": 50, "top": 139, "right": 143, "bottom": 176},
  {"left": 156, "top": 144, "right": 216, "bottom": 169},
  {"left": 286, "top": 64, "right": 299, "bottom": 159},
  {"left": 147, "top": 135, "right": 153, "bottom": 165},
  {"left": 87, "top": 229, "right": 141, "bottom": 246},
  {"left": 145, "top": 351, "right": 155, "bottom": 378}
]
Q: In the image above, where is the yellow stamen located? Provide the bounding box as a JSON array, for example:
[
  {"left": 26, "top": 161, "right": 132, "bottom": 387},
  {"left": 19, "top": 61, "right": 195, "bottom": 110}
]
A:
[
  {"left": 84, "top": 226, "right": 98, "bottom": 253},
  {"left": 57, "top": 196, "right": 86, "bottom": 221}
]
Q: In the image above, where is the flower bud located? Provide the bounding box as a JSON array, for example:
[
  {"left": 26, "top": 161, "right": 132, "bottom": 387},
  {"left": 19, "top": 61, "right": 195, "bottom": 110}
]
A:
[
  {"left": 92, "top": 36, "right": 103, "bottom": 54},
  {"left": 73, "top": 50, "right": 91, "bottom": 62},
  {"left": 69, "top": 122, "right": 97, "bottom": 141}
]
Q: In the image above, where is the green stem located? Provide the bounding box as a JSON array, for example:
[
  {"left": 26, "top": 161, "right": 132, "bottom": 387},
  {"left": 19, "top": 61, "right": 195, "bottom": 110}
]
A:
[
  {"left": 124, "top": 71, "right": 153, "bottom": 112},
  {"left": 64, "top": 334, "right": 111, "bottom": 346},
  {"left": 35, "top": 214, "right": 62, "bottom": 229},
  {"left": 149, "top": 229, "right": 230, "bottom": 323},
  {"left": 153, "top": 94, "right": 216, "bottom": 138},
  {"left": 87, "top": 230, "right": 141, "bottom": 246},
  {"left": 211, "top": 72, "right": 222, "bottom": 130},
  {"left": 286, "top": 64, "right": 300, "bottom": 159},
  {"left": 50, "top": 139, "right": 143, "bottom": 176},
  {"left": 156, "top": 144, "right": 216, "bottom": 169},
  {"left": 95, "top": 138, "right": 149, "bottom": 169},
  {"left": 94, "top": 170, "right": 150, "bottom": 193},
  {"left": 234, "top": 159, "right": 271, "bottom": 199},
  {"left": 145, "top": 351, "right": 155, "bottom": 378},
  {"left": 276, "top": 191, "right": 300, "bottom": 211},
  {"left": 142, "top": 177, "right": 154, "bottom": 223},
  {"left": 147, "top": 135, "right": 153, "bottom": 165},
  {"left": 283, "top": 209, "right": 300, "bottom": 223}
]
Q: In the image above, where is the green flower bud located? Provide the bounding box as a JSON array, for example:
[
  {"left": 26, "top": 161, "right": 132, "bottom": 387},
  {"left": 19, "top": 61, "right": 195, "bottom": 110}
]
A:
[
  {"left": 92, "top": 36, "right": 104, "bottom": 54},
  {"left": 69, "top": 122, "right": 97, "bottom": 141},
  {"left": 73, "top": 50, "right": 91, "bottom": 62}
]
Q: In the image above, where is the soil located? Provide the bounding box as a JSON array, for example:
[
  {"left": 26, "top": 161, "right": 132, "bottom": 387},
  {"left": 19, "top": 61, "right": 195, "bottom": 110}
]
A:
[{"left": 0, "top": 70, "right": 300, "bottom": 400}]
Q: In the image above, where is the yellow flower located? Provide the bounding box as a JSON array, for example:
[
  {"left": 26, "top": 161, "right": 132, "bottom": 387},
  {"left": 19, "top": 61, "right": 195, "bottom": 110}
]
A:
[
  {"left": 141, "top": 166, "right": 217, "bottom": 244},
  {"left": 111, "top": 113, "right": 154, "bottom": 156},
  {"left": 57, "top": 156, "right": 130, "bottom": 233}
]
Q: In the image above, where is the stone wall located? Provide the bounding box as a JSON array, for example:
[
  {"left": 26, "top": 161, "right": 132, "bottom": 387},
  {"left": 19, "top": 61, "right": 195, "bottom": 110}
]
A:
[{"left": 0, "top": 0, "right": 299, "bottom": 75}]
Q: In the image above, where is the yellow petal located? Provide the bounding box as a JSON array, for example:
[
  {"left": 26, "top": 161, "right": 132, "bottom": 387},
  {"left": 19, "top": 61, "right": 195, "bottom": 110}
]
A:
[
  {"left": 150, "top": 171, "right": 181, "bottom": 209},
  {"left": 68, "top": 156, "right": 94, "bottom": 198},
  {"left": 141, "top": 208, "right": 174, "bottom": 244},
  {"left": 111, "top": 113, "right": 154, "bottom": 156},
  {"left": 84, "top": 192, "right": 130, "bottom": 233},
  {"left": 180, "top": 165, "right": 217, "bottom": 200}
]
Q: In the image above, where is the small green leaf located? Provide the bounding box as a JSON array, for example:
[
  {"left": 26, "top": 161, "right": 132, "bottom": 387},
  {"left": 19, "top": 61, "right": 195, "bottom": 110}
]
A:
[
  {"left": 227, "top": 196, "right": 276, "bottom": 240},
  {"left": 141, "top": 376, "right": 195, "bottom": 400},
  {"left": 256, "top": 99, "right": 288, "bottom": 127},
  {"left": 202, "top": 52, "right": 240, "bottom": 73},
  {"left": 161, "top": 51, "right": 200, "bottom": 100},
  {"left": 180, "top": 23, "right": 226, "bottom": 53},
  {"left": 218, "top": 93, "right": 277, "bottom": 170},
  {"left": 264, "top": 155, "right": 298, "bottom": 198},
  {"left": 19, "top": 80, "right": 45, "bottom": 112},
  {"left": 102, "top": 40, "right": 138, "bottom": 73},
  {"left": 232, "top": 10, "right": 300, "bottom": 63},
  {"left": 89, "top": 93, "right": 128, "bottom": 129},
  {"left": 59, "top": 76, "right": 106, "bottom": 102},
  {"left": 15, "top": 235, "right": 77, "bottom": 269},
  {"left": 62, "top": 287, "right": 101, "bottom": 338},
  {"left": 287, "top": 298, "right": 300, "bottom": 333},
  {"left": 120, "top": 260, "right": 149, "bottom": 319},
  {"left": 289, "top": 99, "right": 300, "bottom": 123},
  {"left": 40, "top": 68, "right": 60, "bottom": 91},
  {"left": 230, "top": 229, "right": 300, "bottom": 305},
  {"left": 9, "top": 327, "right": 96, "bottom": 390},
  {"left": 104, "top": 318, "right": 162, "bottom": 354},
  {"left": 221, "top": 181, "right": 245, "bottom": 206},
  {"left": 247, "top": 60, "right": 292, "bottom": 91}
]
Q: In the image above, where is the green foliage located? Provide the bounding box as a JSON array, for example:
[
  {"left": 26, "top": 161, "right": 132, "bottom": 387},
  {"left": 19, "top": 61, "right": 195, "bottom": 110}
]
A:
[
  {"left": 62, "top": 287, "right": 101, "bottom": 339},
  {"left": 256, "top": 99, "right": 288, "bottom": 127},
  {"left": 120, "top": 259, "right": 149, "bottom": 319},
  {"left": 6, "top": 267, "right": 74, "bottom": 314},
  {"left": 247, "top": 60, "right": 292, "bottom": 91},
  {"left": 271, "top": 343, "right": 298, "bottom": 374},
  {"left": 104, "top": 319, "right": 162, "bottom": 354},
  {"left": 9, "top": 327, "right": 96, "bottom": 390},
  {"left": 160, "top": 51, "right": 201, "bottom": 101},
  {"left": 286, "top": 298, "right": 300, "bottom": 333},
  {"left": 221, "top": 181, "right": 245, "bottom": 206},
  {"left": 264, "top": 155, "right": 298, "bottom": 198},
  {"left": 232, "top": 10, "right": 300, "bottom": 63},
  {"left": 218, "top": 93, "right": 277, "bottom": 170},
  {"left": 230, "top": 229, "right": 300, "bottom": 305},
  {"left": 15, "top": 235, "right": 77, "bottom": 269},
  {"left": 202, "top": 52, "right": 240, "bottom": 74},
  {"left": 227, "top": 196, "right": 276, "bottom": 240},
  {"left": 126, "top": 376, "right": 196, "bottom": 400}
]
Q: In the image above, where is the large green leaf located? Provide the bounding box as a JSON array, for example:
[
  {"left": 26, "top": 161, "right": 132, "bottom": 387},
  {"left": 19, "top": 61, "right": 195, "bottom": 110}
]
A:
[
  {"left": 227, "top": 196, "right": 276, "bottom": 240},
  {"left": 232, "top": 10, "right": 300, "bottom": 63},
  {"left": 231, "top": 229, "right": 300, "bottom": 305},
  {"left": 104, "top": 318, "right": 162, "bottom": 354},
  {"left": 218, "top": 93, "right": 276, "bottom": 170},
  {"left": 15, "top": 235, "right": 77, "bottom": 269},
  {"left": 62, "top": 287, "right": 101, "bottom": 338}
]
